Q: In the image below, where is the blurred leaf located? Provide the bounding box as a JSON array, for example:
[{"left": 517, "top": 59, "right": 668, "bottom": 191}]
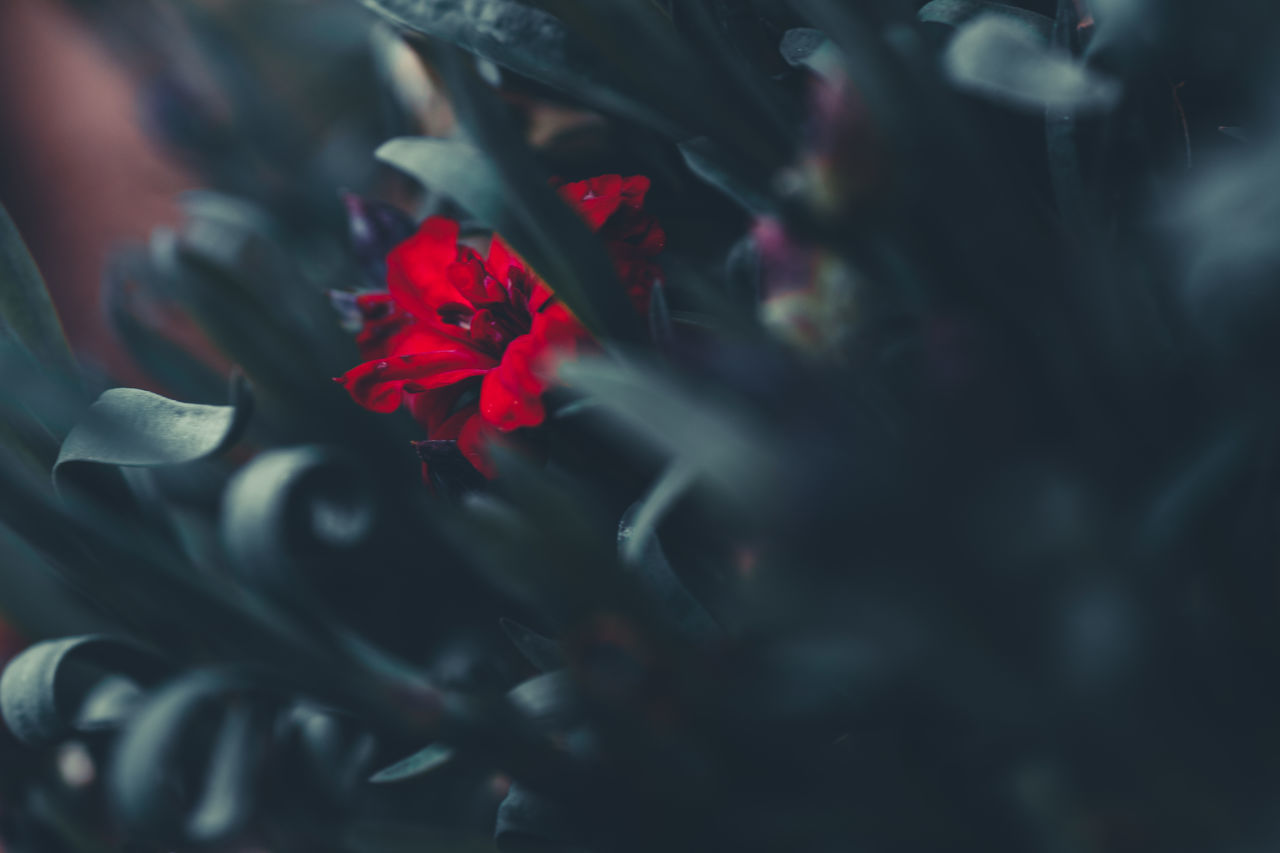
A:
[
  {"left": 618, "top": 483, "right": 721, "bottom": 644},
  {"left": 0, "top": 203, "right": 78, "bottom": 381},
  {"left": 495, "top": 782, "right": 583, "bottom": 853},
  {"left": 779, "top": 26, "right": 841, "bottom": 79},
  {"left": 942, "top": 14, "right": 1122, "bottom": 113},
  {"left": 54, "top": 374, "right": 252, "bottom": 493},
  {"left": 537, "top": 0, "right": 791, "bottom": 167},
  {"left": 557, "top": 356, "right": 777, "bottom": 503},
  {"left": 506, "top": 671, "right": 578, "bottom": 732},
  {"left": 358, "top": 0, "right": 681, "bottom": 134},
  {"left": 103, "top": 249, "right": 228, "bottom": 404},
  {"left": 376, "top": 137, "right": 504, "bottom": 227},
  {"left": 186, "top": 702, "right": 268, "bottom": 843},
  {"left": 500, "top": 618, "right": 566, "bottom": 672},
  {"left": 286, "top": 703, "right": 378, "bottom": 801},
  {"left": 220, "top": 445, "right": 378, "bottom": 587},
  {"left": 0, "top": 635, "right": 169, "bottom": 746},
  {"left": 678, "top": 137, "right": 777, "bottom": 215},
  {"left": 918, "top": 0, "right": 1054, "bottom": 40},
  {"left": 109, "top": 667, "right": 271, "bottom": 844},
  {"left": 368, "top": 741, "right": 456, "bottom": 783}
]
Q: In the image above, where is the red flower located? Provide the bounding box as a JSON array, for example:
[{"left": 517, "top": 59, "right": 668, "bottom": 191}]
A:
[{"left": 337, "top": 175, "right": 663, "bottom": 478}]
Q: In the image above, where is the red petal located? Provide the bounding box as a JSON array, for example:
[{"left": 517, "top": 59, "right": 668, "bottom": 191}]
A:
[
  {"left": 529, "top": 279, "right": 556, "bottom": 314},
  {"left": 486, "top": 236, "right": 522, "bottom": 284},
  {"left": 479, "top": 335, "right": 548, "bottom": 431},
  {"left": 434, "top": 401, "right": 480, "bottom": 440},
  {"left": 532, "top": 303, "right": 591, "bottom": 348},
  {"left": 387, "top": 217, "right": 470, "bottom": 320},
  {"left": 468, "top": 309, "right": 508, "bottom": 351},
  {"left": 619, "top": 175, "right": 651, "bottom": 208},
  {"left": 407, "top": 385, "right": 467, "bottom": 433},
  {"left": 558, "top": 175, "right": 625, "bottom": 230},
  {"left": 447, "top": 247, "right": 508, "bottom": 307},
  {"left": 339, "top": 348, "right": 496, "bottom": 414},
  {"left": 457, "top": 415, "right": 497, "bottom": 478}
]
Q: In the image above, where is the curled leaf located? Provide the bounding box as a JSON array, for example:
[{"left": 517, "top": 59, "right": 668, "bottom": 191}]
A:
[
  {"left": 0, "top": 635, "right": 170, "bottom": 746},
  {"left": 220, "top": 445, "right": 379, "bottom": 587},
  {"left": 108, "top": 666, "right": 277, "bottom": 845},
  {"left": 54, "top": 373, "right": 253, "bottom": 494}
]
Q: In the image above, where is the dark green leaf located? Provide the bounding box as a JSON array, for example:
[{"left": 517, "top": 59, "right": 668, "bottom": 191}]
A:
[
  {"left": 358, "top": 0, "right": 681, "bottom": 134},
  {"left": 368, "top": 742, "right": 456, "bottom": 783},
  {"left": 0, "top": 635, "right": 169, "bottom": 746},
  {"left": 220, "top": 445, "right": 378, "bottom": 587},
  {"left": 506, "top": 671, "right": 578, "bottom": 732},
  {"left": 103, "top": 248, "right": 228, "bottom": 404},
  {"left": 557, "top": 356, "right": 776, "bottom": 502},
  {"left": 376, "top": 137, "right": 504, "bottom": 227},
  {"left": 678, "top": 137, "right": 777, "bottom": 215},
  {"left": 496, "top": 782, "right": 583, "bottom": 853},
  {"left": 0, "top": 203, "right": 78, "bottom": 380},
  {"left": 779, "top": 27, "right": 831, "bottom": 71},
  {"left": 500, "top": 618, "right": 566, "bottom": 672},
  {"left": 537, "top": 0, "right": 791, "bottom": 167},
  {"left": 54, "top": 373, "right": 253, "bottom": 493},
  {"left": 618, "top": 486, "right": 720, "bottom": 643},
  {"left": 186, "top": 702, "right": 269, "bottom": 843},
  {"left": 109, "top": 667, "right": 273, "bottom": 844},
  {"left": 919, "top": 0, "right": 1054, "bottom": 40}
]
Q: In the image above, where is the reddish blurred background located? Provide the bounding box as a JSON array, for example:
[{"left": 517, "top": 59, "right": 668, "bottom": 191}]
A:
[{"left": 0, "top": 0, "right": 191, "bottom": 388}]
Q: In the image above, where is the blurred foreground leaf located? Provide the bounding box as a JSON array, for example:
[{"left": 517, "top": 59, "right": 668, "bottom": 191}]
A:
[
  {"left": 0, "top": 204, "right": 77, "bottom": 381},
  {"left": 942, "top": 14, "right": 1122, "bottom": 113}
]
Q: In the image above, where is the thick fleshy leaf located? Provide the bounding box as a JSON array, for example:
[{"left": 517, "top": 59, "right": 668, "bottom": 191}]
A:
[
  {"left": 220, "top": 446, "right": 379, "bottom": 587},
  {"left": 54, "top": 373, "right": 253, "bottom": 493},
  {"left": 109, "top": 667, "right": 273, "bottom": 845},
  {"left": 376, "top": 138, "right": 505, "bottom": 229},
  {"left": 0, "top": 203, "right": 78, "bottom": 381},
  {"left": 0, "top": 635, "right": 170, "bottom": 746},
  {"left": 942, "top": 14, "right": 1122, "bottom": 113}
]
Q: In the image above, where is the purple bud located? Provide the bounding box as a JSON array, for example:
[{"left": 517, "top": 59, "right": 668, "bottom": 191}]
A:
[{"left": 341, "top": 192, "right": 416, "bottom": 286}]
